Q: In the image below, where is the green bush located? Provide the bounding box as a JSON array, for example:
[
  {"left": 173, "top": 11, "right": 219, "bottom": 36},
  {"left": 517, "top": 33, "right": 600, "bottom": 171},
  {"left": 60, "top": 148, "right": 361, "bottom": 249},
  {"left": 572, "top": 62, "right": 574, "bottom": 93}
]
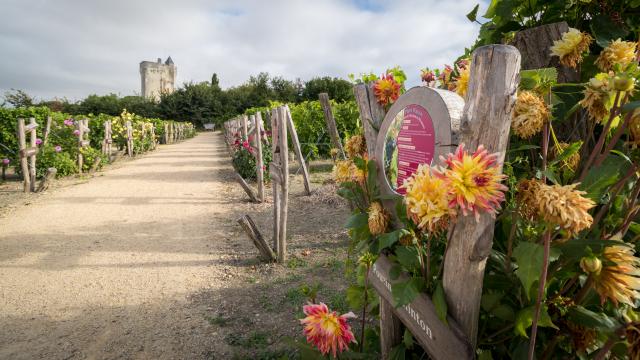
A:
[
  {"left": 80, "top": 146, "right": 104, "bottom": 171},
  {"left": 36, "top": 145, "right": 78, "bottom": 178},
  {"left": 232, "top": 141, "right": 272, "bottom": 181}
]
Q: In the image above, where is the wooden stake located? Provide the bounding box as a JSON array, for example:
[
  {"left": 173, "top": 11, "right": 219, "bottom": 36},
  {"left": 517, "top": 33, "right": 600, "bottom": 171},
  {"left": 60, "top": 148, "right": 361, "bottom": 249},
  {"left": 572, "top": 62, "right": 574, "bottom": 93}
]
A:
[
  {"left": 354, "top": 83, "right": 385, "bottom": 156},
  {"left": 319, "top": 93, "right": 346, "bottom": 159},
  {"left": 36, "top": 168, "right": 57, "bottom": 192},
  {"left": 28, "top": 118, "right": 37, "bottom": 192},
  {"left": 234, "top": 172, "right": 259, "bottom": 203},
  {"left": 271, "top": 108, "right": 281, "bottom": 253},
  {"left": 89, "top": 157, "right": 102, "bottom": 174},
  {"left": 277, "top": 106, "right": 289, "bottom": 263},
  {"left": 17, "top": 118, "right": 30, "bottom": 192},
  {"left": 242, "top": 114, "right": 248, "bottom": 140},
  {"left": 43, "top": 116, "right": 52, "bottom": 145},
  {"left": 442, "top": 44, "right": 521, "bottom": 348},
  {"left": 238, "top": 215, "right": 276, "bottom": 261},
  {"left": 255, "top": 112, "right": 265, "bottom": 202},
  {"left": 126, "top": 121, "right": 133, "bottom": 157},
  {"left": 284, "top": 106, "right": 311, "bottom": 195}
]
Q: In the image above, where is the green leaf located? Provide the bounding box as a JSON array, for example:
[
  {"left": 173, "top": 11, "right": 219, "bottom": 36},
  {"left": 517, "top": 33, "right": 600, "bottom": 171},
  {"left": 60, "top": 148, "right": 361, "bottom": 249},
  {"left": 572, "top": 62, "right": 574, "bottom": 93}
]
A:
[
  {"left": 567, "top": 306, "right": 619, "bottom": 332},
  {"left": 346, "top": 285, "right": 365, "bottom": 310},
  {"left": 514, "top": 306, "right": 558, "bottom": 338},
  {"left": 389, "top": 344, "right": 406, "bottom": 360},
  {"left": 492, "top": 304, "right": 516, "bottom": 321},
  {"left": 395, "top": 246, "right": 420, "bottom": 269},
  {"left": 466, "top": 4, "right": 480, "bottom": 22},
  {"left": 478, "top": 349, "right": 494, "bottom": 360},
  {"left": 433, "top": 282, "right": 448, "bottom": 325},
  {"left": 483, "top": 0, "right": 499, "bottom": 17},
  {"left": 345, "top": 212, "right": 368, "bottom": 229},
  {"left": 391, "top": 277, "right": 422, "bottom": 307},
  {"left": 513, "top": 242, "right": 544, "bottom": 301},
  {"left": 622, "top": 101, "right": 640, "bottom": 114},
  {"left": 579, "top": 154, "right": 631, "bottom": 202},
  {"left": 549, "top": 142, "right": 581, "bottom": 167},
  {"left": 507, "top": 144, "right": 540, "bottom": 153},
  {"left": 590, "top": 14, "right": 630, "bottom": 48},
  {"left": 378, "top": 229, "right": 407, "bottom": 252},
  {"left": 366, "top": 159, "right": 378, "bottom": 197},
  {"left": 403, "top": 328, "right": 414, "bottom": 349}
]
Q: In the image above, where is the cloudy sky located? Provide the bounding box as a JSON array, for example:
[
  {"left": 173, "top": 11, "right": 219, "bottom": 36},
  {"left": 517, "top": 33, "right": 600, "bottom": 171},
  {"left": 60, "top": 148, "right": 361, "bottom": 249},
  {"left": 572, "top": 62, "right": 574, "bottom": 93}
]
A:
[{"left": 0, "top": 0, "right": 486, "bottom": 101}]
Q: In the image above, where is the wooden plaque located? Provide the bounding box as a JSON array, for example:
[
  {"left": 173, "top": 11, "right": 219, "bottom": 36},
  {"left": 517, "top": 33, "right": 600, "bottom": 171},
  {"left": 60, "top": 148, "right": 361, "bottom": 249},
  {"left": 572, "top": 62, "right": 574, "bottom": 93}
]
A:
[
  {"left": 375, "top": 87, "right": 463, "bottom": 200},
  {"left": 369, "top": 255, "right": 473, "bottom": 359}
]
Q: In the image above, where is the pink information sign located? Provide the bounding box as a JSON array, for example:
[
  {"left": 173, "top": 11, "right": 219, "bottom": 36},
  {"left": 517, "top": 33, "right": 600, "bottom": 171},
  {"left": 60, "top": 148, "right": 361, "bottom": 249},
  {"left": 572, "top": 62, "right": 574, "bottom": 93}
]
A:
[{"left": 383, "top": 104, "right": 436, "bottom": 195}]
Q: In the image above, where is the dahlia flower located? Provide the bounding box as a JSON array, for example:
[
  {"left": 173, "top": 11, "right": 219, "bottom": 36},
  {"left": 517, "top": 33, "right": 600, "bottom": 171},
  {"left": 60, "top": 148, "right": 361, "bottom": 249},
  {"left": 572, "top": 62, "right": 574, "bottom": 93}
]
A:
[
  {"left": 333, "top": 160, "right": 363, "bottom": 184},
  {"left": 368, "top": 201, "right": 389, "bottom": 235},
  {"left": 552, "top": 142, "right": 581, "bottom": 172},
  {"left": 549, "top": 28, "right": 593, "bottom": 68},
  {"left": 511, "top": 91, "right": 549, "bottom": 138},
  {"left": 35, "top": 138, "right": 43, "bottom": 146},
  {"left": 54, "top": 145, "right": 62, "bottom": 153},
  {"left": 515, "top": 178, "right": 542, "bottom": 221},
  {"left": 329, "top": 148, "right": 339, "bottom": 159},
  {"left": 63, "top": 119, "right": 74, "bottom": 126},
  {"left": 593, "top": 244, "right": 640, "bottom": 307},
  {"left": 344, "top": 134, "right": 366, "bottom": 159},
  {"left": 421, "top": 69, "right": 436, "bottom": 84},
  {"left": 595, "top": 39, "right": 637, "bottom": 72},
  {"left": 439, "top": 144, "right": 508, "bottom": 220},
  {"left": 534, "top": 183, "right": 595, "bottom": 235},
  {"left": 580, "top": 73, "right": 615, "bottom": 123},
  {"left": 73, "top": 129, "right": 80, "bottom": 136},
  {"left": 373, "top": 73, "right": 401, "bottom": 106},
  {"left": 455, "top": 66, "right": 470, "bottom": 98},
  {"left": 300, "top": 302, "right": 357, "bottom": 357},
  {"left": 403, "top": 165, "right": 454, "bottom": 233},
  {"left": 629, "top": 110, "right": 640, "bottom": 146}
]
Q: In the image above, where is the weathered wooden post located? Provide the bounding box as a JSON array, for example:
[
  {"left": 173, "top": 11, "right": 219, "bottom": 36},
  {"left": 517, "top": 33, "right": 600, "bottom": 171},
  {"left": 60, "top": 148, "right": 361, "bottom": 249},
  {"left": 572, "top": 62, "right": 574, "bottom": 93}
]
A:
[
  {"left": 319, "top": 93, "right": 346, "bottom": 159},
  {"left": 37, "top": 168, "right": 57, "bottom": 192},
  {"left": 150, "top": 125, "right": 156, "bottom": 149},
  {"left": 17, "top": 118, "right": 30, "bottom": 192},
  {"left": 270, "top": 108, "right": 281, "bottom": 252},
  {"left": 43, "top": 116, "right": 52, "bottom": 145},
  {"left": 255, "top": 112, "right": 265, "bottom": 202},
  {"left": 285, "top": 107, "right": 311, "bottom": 195},
  {"left": 242, "top": 115, "right": 248, "bottom": 140},
  {"left": 125, "top": 121, "right": 133, "bottom": 157},
  {"left": 277, "top": 106, "right": 289, "bottom": 263},
  {"left": 163, "top": 123, "right": 169, "bottom": 144},
  {"left": 442, "top": 44, "right": 521, "bottom": 348},
  {"left": 27, "top": 118, "right": 37, "bottom": 191}
]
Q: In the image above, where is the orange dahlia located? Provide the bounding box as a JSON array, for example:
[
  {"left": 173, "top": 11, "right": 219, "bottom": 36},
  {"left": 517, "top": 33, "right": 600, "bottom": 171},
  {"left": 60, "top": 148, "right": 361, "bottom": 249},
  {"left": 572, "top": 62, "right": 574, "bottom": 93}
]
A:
[
  {"left": 593, "top": 244, "right": 640, "bottom": 307},
  {"left": 403, "top": 164, "right": 455, "bottom": 233},
  {"left": 439, "top": 144, "right": 508, "bottom": 220},
  {"left": 300, "top": 302, "right": 357, "bottom": 357},
  {"left": 373, "top": 73, "right": 401, "bottom": 106}
]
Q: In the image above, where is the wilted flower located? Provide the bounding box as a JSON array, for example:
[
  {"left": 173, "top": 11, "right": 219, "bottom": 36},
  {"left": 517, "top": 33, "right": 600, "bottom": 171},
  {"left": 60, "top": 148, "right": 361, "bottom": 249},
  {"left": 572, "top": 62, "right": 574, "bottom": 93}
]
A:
[
  {"left": 516, "top": 178, "right": 542, "bottom": 221},
  {"left": 2, "top": 158, "right": 9, "bottom": 165},
  {"left": 566, "top": 321, "right": 597, "bottom": 354},
  {"left": 593, "top": 244, "right": 640, "bottom": 307},
  {"left": 629, "top": 110, "right": 640, "bottom": 146},
  {"left": 368, "top": 201, "right": 389, "bottom": 235},
  {"left": 580, "top": 73, "right": 615, "bottom": 123},
  {"left": 455, "top": 66, "right": 470, "bottom": 98},
  {"left": 439, "top": 144, "right": 508, "bottom": 220},
  {"left": 552, "top": 142, "right": 581, "bottom": 172},
  {"left": 73, "top": 129, "right": 80, "bottom": 136},
  {"left": 344, "top": 134, "right": 366, "bottom": 159},
  {"left": 300, "top": 302, "right": 357, "bottom": 357},
  {"left": 535, "top": 183, "right": 595, "bottom": 235},
  {"left": 373, "top": 73, "right": 401, "bottom": 106},
  {"left": 421, "top": 69, "right": 436, "bottom": 84},
  {"left": 54, "top": 145, "right": 62, "bottom": 153},
  {"left": 512, "top": 91, "right": 549, "bottom": 138},
  {"left": 403, "top": 164, "right": 455, "bottom": 233},
  {"left": 595, "top": 39, "right": 637, "bottom": 72},
  {"left": 550, "top": 28, "right": 593, "bottom": 68}
]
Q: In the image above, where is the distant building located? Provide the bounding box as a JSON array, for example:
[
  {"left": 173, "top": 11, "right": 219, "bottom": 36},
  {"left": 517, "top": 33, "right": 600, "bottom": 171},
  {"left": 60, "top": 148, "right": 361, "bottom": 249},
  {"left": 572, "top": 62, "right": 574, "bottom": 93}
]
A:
[{"left": 139, "top": 57, "right": 176, "bottom": 101}]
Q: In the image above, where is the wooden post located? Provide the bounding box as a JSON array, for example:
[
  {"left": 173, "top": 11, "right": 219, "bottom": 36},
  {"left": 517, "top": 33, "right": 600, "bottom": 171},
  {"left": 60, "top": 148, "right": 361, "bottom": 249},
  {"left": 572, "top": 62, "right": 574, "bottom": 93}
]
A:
[
  {"left": 442, "top": 44, "right": 521, "bottom": 348},
  {"left": 150, "top": 125, "right": 156, "bottom": 149},
  {"left": 238, "top": 215, "right": 276, "bottom": 261},
  {"left": 255, "top": 112, "right": 265, "bottom": 202},
  {"left": 354, "top": 83, "right": 385, "bottom": 156},
  {"left": 17, "top": 118, "right": 30, "bottom": 192},
  {"left": 242, "top": 115, "right": 248, "bottom": 140},
  {"left": 319, "top": 93, "right": 346, "bottom": 159},
  {"left": 28, "top": 118, "right": 37, "bottom": 192},
  {"left": 126, "top": 121, "right": 133, "bottom": 157},
  {"left": 277, "top": 106, "right": 289, "bottom": 263},
  {"left": 77, "top": 119, "right": 84, "bottom": 171},
  {"left": 164, "top": 123, "right": 169, "bottom": 144},
  {"left": 89, "top": 157, "right": 102, "bottom": 174},
  {"left": 43, "top": 116, "right": 52, "bottom": 145},
  {"left": 271, "top": 108, "right": 281, "bottom": 252},
  {"left": 284, "top": 106, "right": 311, "bottom": 195},
  {"left": 36, "top": 168, "right": 57, "bottom": 192},
  {"left": 234, "top": 172, "right": 259, "bottom": 203}
]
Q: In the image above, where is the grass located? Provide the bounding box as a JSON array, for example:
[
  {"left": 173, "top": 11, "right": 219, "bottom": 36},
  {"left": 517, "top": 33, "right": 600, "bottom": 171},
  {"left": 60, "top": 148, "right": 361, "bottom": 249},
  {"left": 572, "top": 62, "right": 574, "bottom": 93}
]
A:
[
  {"left": 225, "top": 330, "right": 270, "bottom": 348},
  {"left": 286, "top": 256, "right": 308, "bottom": 269},
  {"left": 205, "top": 315, "right": 229, "bottom": 327}
]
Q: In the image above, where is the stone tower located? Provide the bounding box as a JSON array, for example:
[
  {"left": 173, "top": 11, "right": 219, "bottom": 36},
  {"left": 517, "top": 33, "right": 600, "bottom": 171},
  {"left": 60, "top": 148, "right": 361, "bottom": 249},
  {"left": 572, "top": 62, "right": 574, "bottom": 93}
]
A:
[{"left": 139, "top": 57, "right": 176, "bottom": 101}]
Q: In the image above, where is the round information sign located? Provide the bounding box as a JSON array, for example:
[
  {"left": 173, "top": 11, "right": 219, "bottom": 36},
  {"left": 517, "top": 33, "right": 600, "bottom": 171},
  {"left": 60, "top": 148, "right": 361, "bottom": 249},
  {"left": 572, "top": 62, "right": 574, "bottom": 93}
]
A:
[{"left": 375, "top": 86, "right": 464, "bottom": 198}]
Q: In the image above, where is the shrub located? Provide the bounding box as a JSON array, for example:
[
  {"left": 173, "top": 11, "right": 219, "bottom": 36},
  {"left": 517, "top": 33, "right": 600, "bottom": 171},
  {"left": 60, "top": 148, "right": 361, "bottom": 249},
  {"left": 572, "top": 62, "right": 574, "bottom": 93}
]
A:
[{"left": 36, "top": 145, "right": 78, "bottom": 177}]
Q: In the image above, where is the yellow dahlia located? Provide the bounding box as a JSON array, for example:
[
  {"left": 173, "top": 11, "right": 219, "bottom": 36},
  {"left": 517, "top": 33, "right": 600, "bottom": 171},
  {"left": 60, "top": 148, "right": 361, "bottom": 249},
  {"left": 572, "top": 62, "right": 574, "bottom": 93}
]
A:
[
  {"left": 593, "top": 244, "right": 640, "bottom": 307},
  {"left": 439, "top": 144, "right": 508, "bottom": 219},
  {"left": 455, "top": 66, "right": 470, "bottom": 98},
  {"left": 580, "top": 73, "right": 615, "bottom": 123},
  {"left": 516, "top": 178, "right": 542, "bottom": 221},
  {"left": 595, "top": 39, "right": 638, "bottom": 72},
  {"left": 333, "top": 160, "right": 353, "bottom": 183},
  {"left": 550, "top": 28, "right": 593, "bottom": 68},
  {"left": 344, "top": 134, "right": 366, "bottom": 159},
  {"left": 300, "top": 302, "right": 357, "bottom": 357},
  {"left": 368, "top": 201, "right": 389, "bottom": 235},
  {"left": 535, "top": 183, "right": 595, "bottom": 235},
  {"left": 403, "top": 165, "right": 454, "bottom": 233},
  {"left": 373, "top": 73, "right": 401, "bottom": 106},
  {"left": 552, "top": 142, "right": 581, "bottom": 172},
  {"left": 512, "top": 91, "right": 550, "bottom": 138},
  {"left": 629, "top": 110, "right": 640, "bottom": 146},
  {"left": 329, "top": 148, "right": 339, "bottom": 160}
]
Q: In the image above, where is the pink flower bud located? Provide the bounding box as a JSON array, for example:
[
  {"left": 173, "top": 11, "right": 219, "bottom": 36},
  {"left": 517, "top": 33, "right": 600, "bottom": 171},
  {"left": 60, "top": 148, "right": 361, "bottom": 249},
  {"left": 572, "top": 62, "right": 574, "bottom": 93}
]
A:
[
  {"left": 36, "top": 138, "right": 43, "bottom": 145},
  {"left": 54, "top": 146, "right": 62, "bottom": 153},
  {"left": 2, "top": 158, "right": 9, "bottom": 165},
  {"left": 73, "top": 129, "right": 80, "bottom": 136}
]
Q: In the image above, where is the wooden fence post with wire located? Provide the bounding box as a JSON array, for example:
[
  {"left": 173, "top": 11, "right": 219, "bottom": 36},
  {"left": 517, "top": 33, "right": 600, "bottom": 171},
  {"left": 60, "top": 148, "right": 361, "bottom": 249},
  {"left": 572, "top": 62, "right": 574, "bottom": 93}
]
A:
[
  {"left": 77, "top": 118, "right": 91, "bottom": 171},
  {"left": 125, "top": 120, "right": 133, "bottom": 157},
  {"left": 17, "top": 117, "right": 39, "bottom": 192}
]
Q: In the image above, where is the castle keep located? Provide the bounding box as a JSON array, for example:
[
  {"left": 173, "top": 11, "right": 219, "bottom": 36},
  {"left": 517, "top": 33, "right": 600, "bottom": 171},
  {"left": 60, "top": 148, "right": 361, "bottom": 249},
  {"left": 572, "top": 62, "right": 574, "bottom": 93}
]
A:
[{"left": 139, "top": 57, "right": 176, "bottom": 101}]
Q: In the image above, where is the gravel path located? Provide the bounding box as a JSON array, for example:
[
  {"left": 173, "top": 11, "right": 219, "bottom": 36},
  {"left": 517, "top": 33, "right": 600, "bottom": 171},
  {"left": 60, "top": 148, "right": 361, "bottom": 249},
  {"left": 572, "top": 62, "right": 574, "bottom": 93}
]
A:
[{"left": 0, "top": 132, "right": 237, "bottom": 359}]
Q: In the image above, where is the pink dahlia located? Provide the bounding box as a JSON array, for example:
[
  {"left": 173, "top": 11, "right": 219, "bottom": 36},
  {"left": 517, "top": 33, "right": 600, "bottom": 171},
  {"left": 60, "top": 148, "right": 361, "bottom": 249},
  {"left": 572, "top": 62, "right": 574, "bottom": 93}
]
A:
[
  {"left": 300, "top": 302, "right": 357, "bottom": 357},
  {"left": 54, "top": 145, "right": 62, "bottom": 153}
]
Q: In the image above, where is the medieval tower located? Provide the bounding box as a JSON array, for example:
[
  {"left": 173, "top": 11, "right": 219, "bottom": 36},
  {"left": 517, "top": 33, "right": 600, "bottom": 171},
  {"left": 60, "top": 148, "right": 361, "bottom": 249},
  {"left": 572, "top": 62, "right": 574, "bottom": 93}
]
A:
[{"left": 139, "top": 57, "right": 176, "bottom": 101}]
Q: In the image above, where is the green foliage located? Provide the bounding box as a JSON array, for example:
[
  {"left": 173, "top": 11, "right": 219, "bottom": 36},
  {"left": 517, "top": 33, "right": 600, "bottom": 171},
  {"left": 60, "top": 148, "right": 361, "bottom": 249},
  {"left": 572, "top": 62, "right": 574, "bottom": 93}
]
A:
[{"left": 36, "top": 145, "right": 78, "bottom": 177}]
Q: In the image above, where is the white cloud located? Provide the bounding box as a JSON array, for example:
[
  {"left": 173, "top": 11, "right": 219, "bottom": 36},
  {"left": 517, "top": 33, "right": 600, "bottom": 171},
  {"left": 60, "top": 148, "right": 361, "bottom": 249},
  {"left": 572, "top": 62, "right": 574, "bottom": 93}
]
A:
[{"left": 0, "top": 0, "right": 484, "bottom": 101}]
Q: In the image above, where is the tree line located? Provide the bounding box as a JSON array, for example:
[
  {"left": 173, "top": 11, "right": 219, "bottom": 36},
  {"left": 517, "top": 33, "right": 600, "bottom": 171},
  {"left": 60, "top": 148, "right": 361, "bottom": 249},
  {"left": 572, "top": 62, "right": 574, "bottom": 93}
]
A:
[{"left": 2, "top": 73, "right": 354, "bottom": 127}]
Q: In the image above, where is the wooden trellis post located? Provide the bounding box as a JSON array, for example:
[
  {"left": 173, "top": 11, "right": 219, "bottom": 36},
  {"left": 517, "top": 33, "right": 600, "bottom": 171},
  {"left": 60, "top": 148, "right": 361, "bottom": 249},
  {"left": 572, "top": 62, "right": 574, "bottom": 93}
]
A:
[
  {"left": 270, "top": 108, "right": 281, "bottom": 252},
  {"left": 242, "top": 115, "right": 248, "bottom": 140},
  {"left": 77, "top": 118, "right": 90, "bottom": 172},
  {"left": 319, "top": 92, "right": 346, "bottom": 159},
  {"left": 255, "top": 112, "right": 265, "bottom": 202},
  {"left": 150, "top": 125, "right": 156, "bottom": 149},
  {"left": 276, "top": 106, "right": 289, "bottom": 262},
  {"left": 163, "top": 123, "right": 169, "bottom": 144},
  {"left": 43, "top": 116, "right": 52, "bottom": 145},
  {"left": 284, "top": 107, "right": 311, "bottom": 195},
  {"left": 17, "top": 118, "right": 39, "bottom": 192},
  {"left": 125, "top": 121, "right": 133, "bottom": 157}
]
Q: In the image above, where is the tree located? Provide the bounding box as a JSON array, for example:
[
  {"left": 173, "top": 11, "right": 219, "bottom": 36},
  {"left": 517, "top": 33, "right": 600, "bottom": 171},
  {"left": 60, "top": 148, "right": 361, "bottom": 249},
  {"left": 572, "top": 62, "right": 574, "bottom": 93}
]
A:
[
  {"left": 301, "top": 77, "right": 354, "bottom": 102},
  {"left": 3, "top": 89, "right": 34, "bottom": 108}
]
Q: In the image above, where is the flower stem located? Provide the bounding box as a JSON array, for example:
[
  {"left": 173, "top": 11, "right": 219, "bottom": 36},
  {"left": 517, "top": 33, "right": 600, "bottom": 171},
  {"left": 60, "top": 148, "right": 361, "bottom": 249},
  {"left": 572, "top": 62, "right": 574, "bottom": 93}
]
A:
[
  {"left": 359, "top": 265, "right": 370, "bottom": 352},
  {"left": 573, "top": 274, "right": 593, "bottom": 305},
  {"left": 528, "top": 230, "right": 551, "bottom": 360}
]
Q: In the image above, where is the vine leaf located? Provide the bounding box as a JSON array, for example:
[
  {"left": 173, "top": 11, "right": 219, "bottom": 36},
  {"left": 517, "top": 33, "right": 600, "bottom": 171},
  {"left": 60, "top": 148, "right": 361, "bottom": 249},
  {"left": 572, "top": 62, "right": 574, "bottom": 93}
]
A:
[
  {"left": 391, "top": 277, "right": 422, "bottom": 307},
  {"left": 513, "top": 242, "right": 544, "bottom": 301},
  {"left": 514, "top": 306, "right": 558, "bottom": 338},
  {"left": 433, "top": 282, "right": 448, "bottom": 325}
]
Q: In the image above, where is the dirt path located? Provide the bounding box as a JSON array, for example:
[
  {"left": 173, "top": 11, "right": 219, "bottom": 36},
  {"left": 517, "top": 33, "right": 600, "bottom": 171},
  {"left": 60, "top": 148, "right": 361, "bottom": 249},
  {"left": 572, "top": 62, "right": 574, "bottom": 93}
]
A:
[{"left": 0, "top": 133, "right": 245, "bottom": 359}]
